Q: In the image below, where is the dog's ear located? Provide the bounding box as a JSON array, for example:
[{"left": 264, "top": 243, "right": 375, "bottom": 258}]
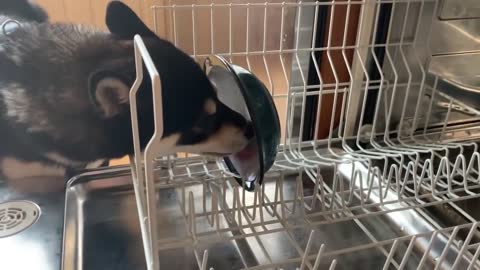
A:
[
  {"left": 106, "top": 1, "right": 156, "bottom": 39},
  {"left": 88, "top": 70, "right": 130, "bottom": 118}
]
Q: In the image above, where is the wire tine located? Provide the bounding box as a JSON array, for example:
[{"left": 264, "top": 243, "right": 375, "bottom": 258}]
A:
[
  {"left": 338, "top": 171, "right": 347, "bottom": 211},
  {"left": 452, "top": 223, "right": 479, "bottom": 269},
  {"left": 466, "top": 243, "right": 480, "bottom": 270},
  {"left": 329, "top": 259, "right": 337, "bottom": 270},
  {"left": 261, "top": 2, "right": 273, "bottom": 92},
  {"left": 423, "top": 76, "right": 438, "bottom": 135},
  {"left": 396, "top": 1, "right": 416, "bottom": 143},
  {"left": 234, "top": 187, "right": 243, "bottom": 227},
  {"left": 270, "top": 173, "right": 281, "bottom": 216},
  {"left": 213, "top": 189, "right": 219, "bottom": 229},
  {"left": 300, "top": 230, "right": 316, "bottom": 270},
  {"left": 289, "top": 175, "right": 300, "bottom": 214},
  {"left": 434, "top": 227, "right": 460, "bottom": 270},
  {"left": 329, "top": 172, "right": 339, "bottom": 215},
  {"left": 293, "top": 2, "right": 309, "bottom": 154},
  {"left": 202, "top": 182, "right": 211, "bottom": 226},
  {"left": 279, "top": 2, "right": 286, "bottom": 52},
  {"left": 172, "top": 5, "right": 177, "bottom": 46},
  {"left": 243, "top": 185, "right": 258, "bottom": 220},
  {"left": 179, "top": 180, "right": 187, "bottom": 217},
  {"left": 279, "top": 173, "right": 287, "bottom": 219},
  {"left": 368, "top": 2, "right": 391, "bottom": 142},
  {"left": 337, "top": 0, "right": 353, "bottom": 138},
  {"left": 382, "top": 240, "right": 399, "bottom": 270},
  {"left": 258, "top": 183, "right": 266, "bottom": 225},
  {"left": 305, "top": 167, "right": 319, "bottom": 210},
  {"left": 299, "top": 174, "right": 307, "bottom": 215},
  {"left": 245, "top": 3, "right": 252, "bottom": 71},
  {"left": 312, "top": 244, "right": 326, "bottom": 270},
  {"left": 153, "top": 4, "right": 158, "bottom": 34},
  {"left": 201, "top": 250, "right": 209, "bottom": 270},
  {"left": 228, "top": 3, "right": 233, "bottom": 62},
  {"left": 231, "top": 185, "right": 239, "bottom": 223},
  {"left": 210, "top": 3, "right": 214, "bottom": 55},
  {"left": 189, "top": 191, "right": 197, "bottom": 241},
  {"left": 325, "top": 2, "right": 341, "bottom": 148},
  {"left": 259, "top": 175, "right": 275, "bottom": 218},
  {"left": 398, "top": 236, "right": 417, "bottom": 270},
  {"left": 318, "top": 167, "right": 327, "bottom": 212},
  {"left": 253, "top": 185, "right": 261, "bottom": 219},
  {"left": 409, "top": 0, "right": 427, "bottom": 136},
  {"left": 221, "top": 177, "right": 234, "bottom": 224},
  {"left": 418, "top": 231, "right": 439, "bottom": 269},
  {"left": 192, "top": 5, "right": 197, "bottom": 57}
]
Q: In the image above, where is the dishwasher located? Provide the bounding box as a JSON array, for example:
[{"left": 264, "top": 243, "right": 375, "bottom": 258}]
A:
[{"left": 1, "top": 0, "right": 480, "bottom": 270}]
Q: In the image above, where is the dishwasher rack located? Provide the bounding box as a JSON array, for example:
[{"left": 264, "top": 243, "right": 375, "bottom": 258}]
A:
[{"left": 128, "top": 1, "right": 480, "bottom": 269}]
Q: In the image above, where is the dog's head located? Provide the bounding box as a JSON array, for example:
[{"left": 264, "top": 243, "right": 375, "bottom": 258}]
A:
[
  {"left": 0, "top": 1, "right": 252, "bottom": 166},
  {"left": 86, "top": 1, "right": 253, "bottom": 158}
]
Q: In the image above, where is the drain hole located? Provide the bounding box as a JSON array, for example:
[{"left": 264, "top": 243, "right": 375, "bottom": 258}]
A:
[{"left": 0, "top": 201, "right": 40, "bottom": 238}]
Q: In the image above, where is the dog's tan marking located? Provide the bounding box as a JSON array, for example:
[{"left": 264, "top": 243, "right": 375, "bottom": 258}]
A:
[
  {"left": 85, "top": 159, "right": 107, "bottom": 169},
  {"left": 0, "top": 83, "right": 52, "bottom": 133},
  {"left": 172, "top": 125, "right": 247, "bottom": 155},
  {"left": 204, "top": 99, "right": 217, "bottom": 115},
  {"left": 46, "top": 152, "right": 84, "bottom": 167},
  {"left": 152, "top": 126, "right": 247, "bottom": 156},
  {"left": 45, "top": 152, "right": 105, "bottom": 169},
  {"left": 1, "top": 157, "right": 66, "bottom": 180}
]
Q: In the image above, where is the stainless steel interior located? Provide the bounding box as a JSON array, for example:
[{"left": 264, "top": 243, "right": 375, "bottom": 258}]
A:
[
  {"left": 427, "top": 0, "right": 480, "bottom": 111},
  {"left": 439, "top": 0, "right": 480, "bottom": 20},
  {"left": 61, "top": 160, "right": 476, "bottom": 270},
  {"left": 0, "top": 179, "right": 65, "bottom": 270}
]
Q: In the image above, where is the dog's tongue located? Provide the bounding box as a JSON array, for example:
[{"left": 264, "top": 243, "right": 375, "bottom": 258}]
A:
[
  {"left": 228, "top": 139, "right": 260, "bottom": 183},
  {"left": 236, "top": 141, "right": 255, "bottom": 160}
]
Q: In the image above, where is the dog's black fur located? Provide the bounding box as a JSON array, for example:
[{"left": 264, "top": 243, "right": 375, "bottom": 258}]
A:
[
  {"left": 0, "top": 1, "right": 252, "bottom": 180},
  {"left": 0, "top": 0, "right": 47, "bottom": 23}
]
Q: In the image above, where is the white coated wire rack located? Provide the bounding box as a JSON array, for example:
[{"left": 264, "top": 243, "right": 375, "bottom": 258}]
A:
[{"left": 128, "top": 1, "right": 480, "bottom": 269}]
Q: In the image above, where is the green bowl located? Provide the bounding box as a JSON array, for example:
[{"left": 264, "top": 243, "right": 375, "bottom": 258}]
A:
[{"left": 204, "top": 55, "right": 280, "bottom": 191}]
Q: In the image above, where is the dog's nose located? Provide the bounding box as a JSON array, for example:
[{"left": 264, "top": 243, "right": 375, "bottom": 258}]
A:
[{"left": 244, "top": 123, "right": 255, "bottom": 140}]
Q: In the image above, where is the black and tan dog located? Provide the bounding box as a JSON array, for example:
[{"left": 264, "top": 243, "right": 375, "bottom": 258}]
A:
[{"left": 0, "top": 0, "right": 253, "bottom": 182}]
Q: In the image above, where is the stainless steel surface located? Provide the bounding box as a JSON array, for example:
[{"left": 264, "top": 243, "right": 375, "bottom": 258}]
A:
[
  {"left": 428, "top": 52, "right": 480, "bottom": 110},
  {"left": 63, "top": 167, "right": 147, "bottom": 270},
  {"left": 0, "top": 178, "right": 65, "bottom": 270},
  {"left": 439, "top": 0, "right": 480, "bottom": 20},
  {"left": 430, "top": 53, "right": 480, "bottom": 79},
  {"left": 430, "top": 18, "right": 480, "bottom": 55},
  {"left": 430, "top": 0, "right": 480, "bottom": 55},
  {"left": 427, "top": 0, "right": 480, "bottom": 110},
  {"left": 431, "top": 76, "right": 480, "bottom": 112},
  {"left": 62, "top": 161, "right": 474, "bottom": 270}
]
